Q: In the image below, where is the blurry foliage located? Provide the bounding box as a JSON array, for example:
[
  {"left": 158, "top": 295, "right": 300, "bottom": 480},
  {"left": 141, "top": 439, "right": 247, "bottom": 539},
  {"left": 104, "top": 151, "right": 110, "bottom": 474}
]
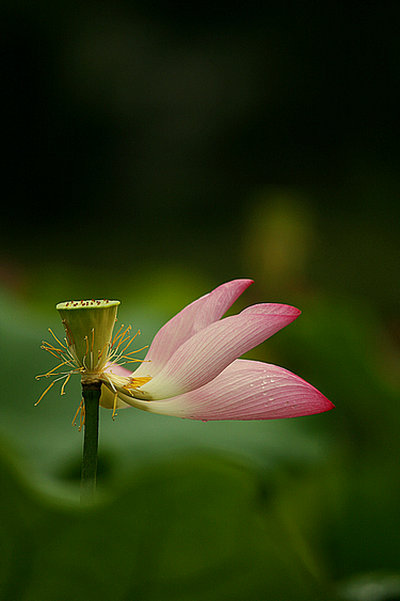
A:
[
  {"left": 0, "top": 449, "right": 337, "bottom": 601},
  {"left": 243, "top": 189, "right": 316, "bottom": 296}
]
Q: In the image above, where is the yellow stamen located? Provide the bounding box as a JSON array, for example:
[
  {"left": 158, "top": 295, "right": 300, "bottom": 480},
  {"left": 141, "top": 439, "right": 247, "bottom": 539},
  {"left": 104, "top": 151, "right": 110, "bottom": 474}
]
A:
[
  {"left": 48, "top": 328, "right": 67, "bottom": 349},
  {"left": 124, "top": 345, "right": 149, "bottom": 356},
  {"left": 79, "top": 401, "right": 85, "bottom": 431},
  {"left": 96, "top": 340, "right": 110, "bottom": 364},
  {"left": 113, "top": 325, "right": 132, "bottom": 350},
  {"left": 132, "top": 376, "right": 152, "bottom": 386},
  {"left": 40, "top": 344, "right": 64, "bottom": 360},
  {"left": 35, "top": 380, "right": 57, "bottom": 406},
  {"left": 90, "top": 327, "right": 95, "bottom": 353},
  {"left": 60, "top": 373, "right": 71, "bottom": 396},
  {"left": 36, "top": 360, "right": 70, "bottom": 380},
  {"left": 84, "top": 334, "right": 89, "bottom": 357},
  {"left": 119, "top": 331, "right": 143, "bottom": 355},
  {"left": 111, "top": 323, "right": 125, "bottom": 346},
  {"left": 112, "top": 393, "right": 118, "bottom": 421},
  {"left": 122, "top": 376, "right": 152, "bottom": 394},
  {"left": 111, "top": 325, "right": 127, "bottom": 348},
  {"left": 72, "top": 399, "right": 83, "bottom": 426},
  {"left": 41, "top": 340, "right": 63, "bottom": 352}
]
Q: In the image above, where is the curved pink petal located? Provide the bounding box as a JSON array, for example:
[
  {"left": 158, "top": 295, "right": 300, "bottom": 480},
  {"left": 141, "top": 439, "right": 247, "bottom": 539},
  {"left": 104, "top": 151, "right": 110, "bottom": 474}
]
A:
[
  {"left": 133, "top": 278, "right": 253, "bottom": 379},
  {"left": 240, "top": 303, "right": 302, "bottom": 317},
  {"left": 104, "top": 362, "right": 132, "bottom": 378},
  {"left": 130, "top": 359, "right": 334, "bottom": 420},
  {"left": 137, "top": 304, "right": 300, "bottom": 400}
]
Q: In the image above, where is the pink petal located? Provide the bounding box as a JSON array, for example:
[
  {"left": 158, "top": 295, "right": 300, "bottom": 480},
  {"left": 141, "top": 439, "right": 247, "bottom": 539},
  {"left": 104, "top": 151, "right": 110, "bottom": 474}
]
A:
[
  {"left": 240, "top": 303, "right": 302, "bottom": 317},
  {"left": 138, "top": 304, "right": 300, "bottom": 399},
  {"left": 104, "top": 362, "right": 132, "bottom": 378},
  {"left": 133, "top": 278, "right": 253, "bottom": 379},
  {"left": 135, "top": 359, "right": 334, "bottom": 420}
]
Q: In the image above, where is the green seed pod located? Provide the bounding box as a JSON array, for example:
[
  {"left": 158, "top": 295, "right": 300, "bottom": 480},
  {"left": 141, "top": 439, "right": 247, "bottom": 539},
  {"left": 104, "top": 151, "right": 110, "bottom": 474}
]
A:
[{"left": 56, "top": 299, "right": 120, "bottom": 374}]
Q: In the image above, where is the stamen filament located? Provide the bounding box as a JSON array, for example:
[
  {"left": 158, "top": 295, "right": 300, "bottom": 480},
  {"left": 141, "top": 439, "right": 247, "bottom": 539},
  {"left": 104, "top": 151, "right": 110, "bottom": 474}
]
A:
[
  {"left": 79, "top": 401, "right": 85, "bottom": 432},
  {"left": 72, "top": 399, "right": 84, "bottom": 426},
  {"left": 111, "top": 323, "right": 125, "bottom": 346},
  {"left": 48, "top": 328, "right": 67, "bottom": 349},
  {"left": 42, "top": 340, "right": 64, "bottom": 352},
  {"left": 35, "top": 379, "right": 57, "bottom": 405},
  {"left": 112, "top": 326, "right": 132, "bottom": 350},
  {"left": 119, "top": 330, "right": 142, "bottom": 354},
  {"left": 41, "top": 345, "right": 65, "bottom": 360},
  {"left": 36, "top": 360, "right": 70, "bottom": 379},
  {"left": 103, "top": 373, "right": 117, "bottom": 393},
  {"left": 84, "top": 334, "right": 90, "bottom": 358},
  {"left": 112, "top": 393, "right": 118, "bottom": 421},
  {"left": 111, "top": 325, "right": 127, "bottom": 348},
  {"left": 60, "top": 373, "right": 71, "bottom": 395},
  {"left": 96, "top": 341, "right": 111, "bottom": 366},
  {"left": 124, "top": 345, "right": 149, "bottom": 355}
]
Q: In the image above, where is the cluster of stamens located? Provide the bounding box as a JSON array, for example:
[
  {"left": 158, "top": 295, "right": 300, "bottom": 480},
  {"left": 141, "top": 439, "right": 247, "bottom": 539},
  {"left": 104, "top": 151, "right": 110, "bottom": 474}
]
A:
[{"left": 36, "top": 321, "right": 149, "bottom": 426}]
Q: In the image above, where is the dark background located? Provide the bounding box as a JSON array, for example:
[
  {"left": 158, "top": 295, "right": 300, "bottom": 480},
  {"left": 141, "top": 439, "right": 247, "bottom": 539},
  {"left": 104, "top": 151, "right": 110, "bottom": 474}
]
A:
[{"left": 0, "top": 2, "right": 399, "bottom": 600}]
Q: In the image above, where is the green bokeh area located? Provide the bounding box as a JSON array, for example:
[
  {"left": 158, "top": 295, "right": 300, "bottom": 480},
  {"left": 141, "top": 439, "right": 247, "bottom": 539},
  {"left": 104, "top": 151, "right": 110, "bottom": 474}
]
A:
[{"left": 1, "top": 2, "right": 400, "bottom": 599}]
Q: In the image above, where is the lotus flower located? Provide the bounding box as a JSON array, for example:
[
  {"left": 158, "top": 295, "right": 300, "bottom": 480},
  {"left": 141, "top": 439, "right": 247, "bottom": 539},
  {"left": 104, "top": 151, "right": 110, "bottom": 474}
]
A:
[{"left": 99, "top": 279, "right": 333, "bottom": 421}]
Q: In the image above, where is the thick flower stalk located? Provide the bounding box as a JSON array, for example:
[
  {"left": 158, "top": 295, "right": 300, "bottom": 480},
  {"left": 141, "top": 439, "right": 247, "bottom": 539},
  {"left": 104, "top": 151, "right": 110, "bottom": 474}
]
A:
[{"left": 95, "top": 279, "right": 334, "bottom": 421}]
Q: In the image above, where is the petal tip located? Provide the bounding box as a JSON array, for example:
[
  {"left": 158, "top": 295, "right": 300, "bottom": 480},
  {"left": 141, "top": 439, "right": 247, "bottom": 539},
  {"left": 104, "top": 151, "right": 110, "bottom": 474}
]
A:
[
  {"left": 324, "top": 398, "right": 335, "bottom": 411},
  {"left": 233, "top": 277, "right": 254, "bottom": 290},
  {"left": 311, "top": 394, "right": 335, "bottom": 415}
]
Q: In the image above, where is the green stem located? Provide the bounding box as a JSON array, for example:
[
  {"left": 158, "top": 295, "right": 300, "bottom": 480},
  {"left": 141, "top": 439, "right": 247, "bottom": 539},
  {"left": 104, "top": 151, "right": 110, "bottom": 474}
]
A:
[{"left": 80, "top": 381, "right": 101, "bottom": 502}]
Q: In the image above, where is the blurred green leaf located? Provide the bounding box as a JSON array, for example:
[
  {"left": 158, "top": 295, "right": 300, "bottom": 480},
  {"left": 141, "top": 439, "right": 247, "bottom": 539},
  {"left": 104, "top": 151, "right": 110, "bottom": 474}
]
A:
[{"left": 0, "top": 442, "right": 337, "bottom": 601}]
